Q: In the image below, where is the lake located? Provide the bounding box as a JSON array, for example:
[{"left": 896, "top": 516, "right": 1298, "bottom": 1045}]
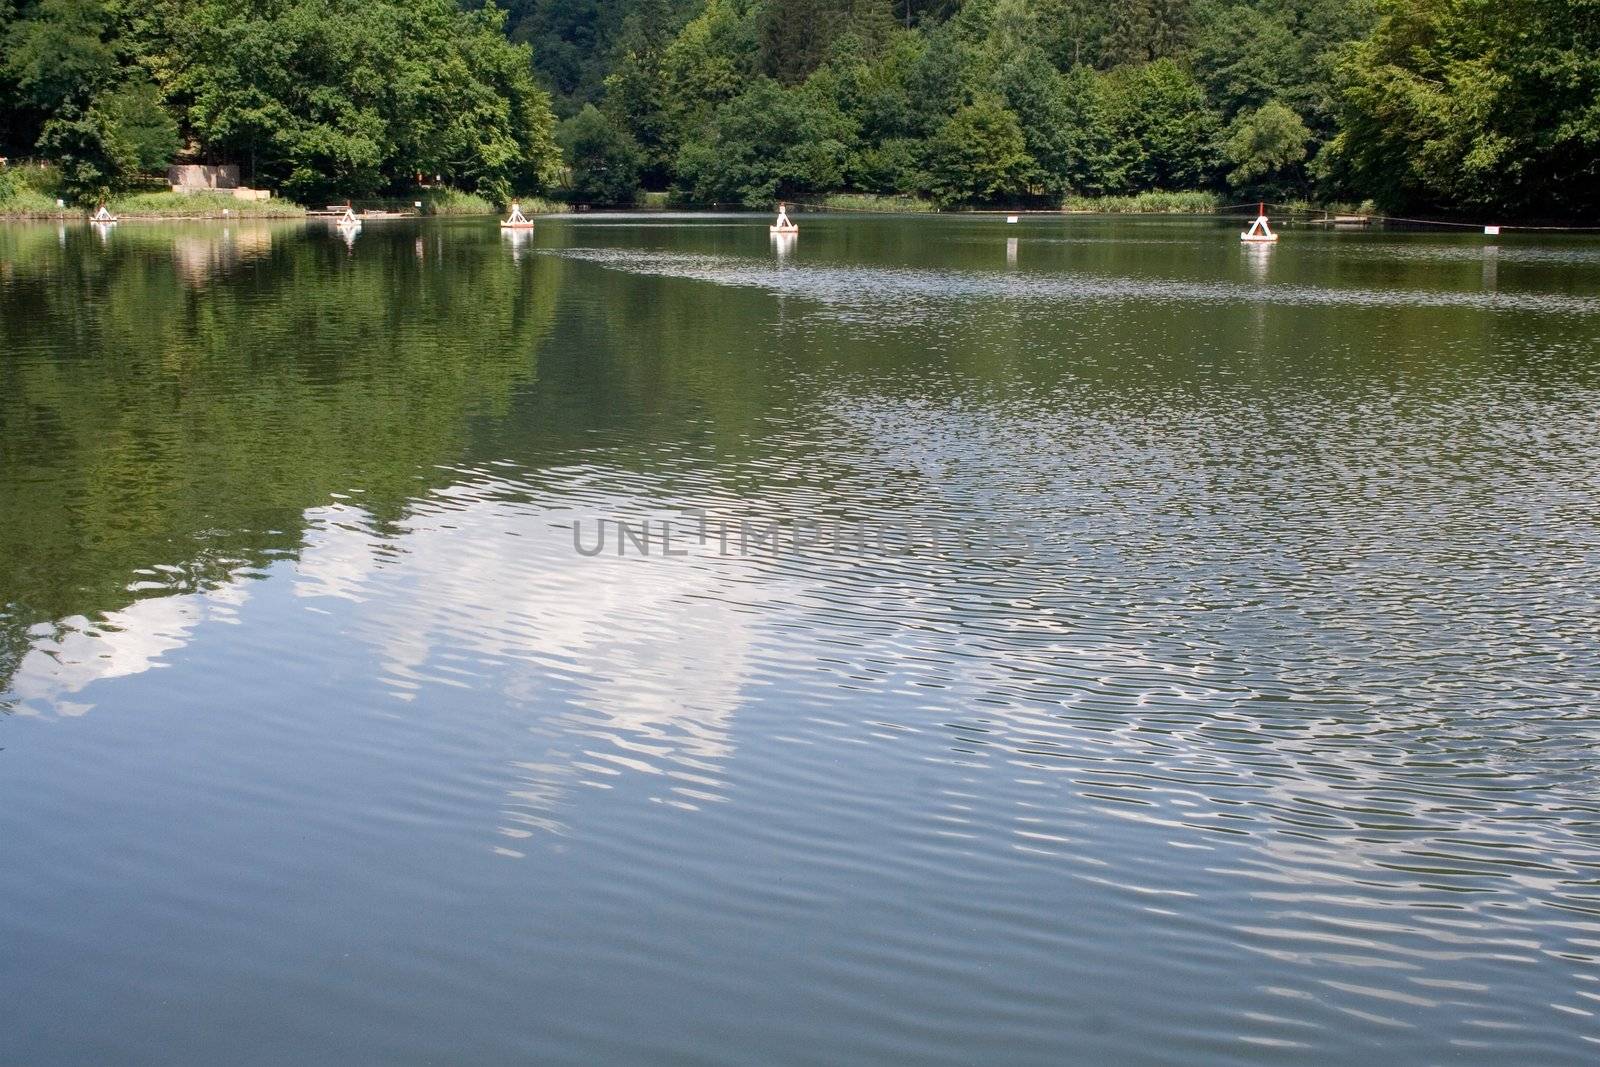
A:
[{"left": 2, "top": 213, "right": 1599, "bottom": 1064}]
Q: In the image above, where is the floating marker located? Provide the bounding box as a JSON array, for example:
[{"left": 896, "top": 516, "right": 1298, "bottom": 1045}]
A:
[
  {"left": 92, "top": 205, "right": 118, "bottom": 223},
  {"left": 770, "top": 203, "right": 798, "bottom": 234},
  {"left": 1240, "top": 202, "right": 1278, "bottom": 243},
  {"left": 1484, "top": 225, "right": 1501, "bottom": 236},
  {"left": 501, "top": 202, "right": 534, "bottom": 229},
  {"left": 1006, "top": 215, "right": 1019, "bottom": 224}
]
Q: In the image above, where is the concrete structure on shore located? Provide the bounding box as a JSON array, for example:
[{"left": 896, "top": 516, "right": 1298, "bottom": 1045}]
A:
[{"left": 168, "top": 165, "right": 271, "bottom": 201}]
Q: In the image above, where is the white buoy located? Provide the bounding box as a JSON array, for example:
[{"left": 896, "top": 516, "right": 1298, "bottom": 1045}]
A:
[
  {"left": 1484, "top": 225, "right": 1501, "bottom": 236},
  {"left": 92, "top": 205, "right": 118, "bottom": 223},
  {"left": 770, "top": 203, "right": 798, "bottom": 234},
  {"left": 501, "top": 202, "right": 534, "bottom": 229},
  {"left": 1006, "top": 215, "right": 1019, "bottom": 224},
  {"left": 337, "top": 207, "right": 359, "bottom": 226},
  {"left": 1240, "top": 202, "right": 1277, "bottom": 243}
]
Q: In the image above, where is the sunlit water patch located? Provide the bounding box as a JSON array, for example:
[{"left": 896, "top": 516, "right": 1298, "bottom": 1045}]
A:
[{"left": 544, "top": 245, "right": 1600, "bottom": 320}]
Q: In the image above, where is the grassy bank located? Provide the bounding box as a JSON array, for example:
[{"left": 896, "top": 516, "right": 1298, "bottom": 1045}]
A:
[
  {"left": 106, "top": 191, "right": 306, "bottom": 218},
  {"left": 0, "top": 164, "right": 67, "bottom": 217},
  {"left": 1062, "top": 191, "right": 1221, "bottom": 214},
  {"left": 0, "top": 189, "right": 68, "bottom": 217},
  {"left": 413, "top": 190, "right": 570, "bottom": 215},
  {"left": 514, "top": 196, "right": 569, "bottom": 214},
  {"left": 820, "top": 193, "right": 936, "bottom": 213},
  {"left": 419, "top": 188, "right": 496, "bottom": 215}
]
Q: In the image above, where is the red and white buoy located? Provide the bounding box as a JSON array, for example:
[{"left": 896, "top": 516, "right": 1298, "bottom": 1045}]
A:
[{"left": 1240, "top": 202, "right": 1278, "bottom": 243}]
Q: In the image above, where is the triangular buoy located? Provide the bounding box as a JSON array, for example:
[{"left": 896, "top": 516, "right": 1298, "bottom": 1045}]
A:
[
  {"left": 92, "top": 205, "right": 117, "bottom": 223},
  {"left": 501, "top": 203, "right": 533, "bottom": 229},
  {"left": 1241, "top": 202, "right": 1278, "bottom": 243},
  {"left": 770, "top": 203, "right": 798, "bottom": 234},
  {"left": 337, "top": 207, "right": 359, "bottom": 226}
]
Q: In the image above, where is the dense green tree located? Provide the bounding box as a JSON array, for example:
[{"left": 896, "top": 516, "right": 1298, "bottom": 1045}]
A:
[
  {"left": 495, "top": 0, "right": 629, "bottom": 109},
  {"left": 36, "top": 101, "right": 133, "bottom": 201},
  {"left": 989, "top": 46, "right": 1120, "bottom": 197},
  {"left": 1224, "top": 98, "right": 1309, "bottom": 193},
  {"left": 1102, "top": 0, "right": 1193, "bottom": 68},
  {"left": 1102, "top": 58, "right": 1223, "bottom": 191},
  {"left": 558, "top": 103, "right": 642, "bottom": 202},
  {"left": 1189, "top": 2, "right": 1296, "bottom": 120},
  {"left": 4, "top": 1, "right": 179, "bottom": 198},
  {"left": 920, "top": 94, "right": 1033, "bottom": 205},
  {"left": 760, "top": 0, "right": 892, "bottom": 84},
  {"left": 655, "top": 0, "right": 761, "bottom": 167},
  {"left": 100, "top": 73, "right": 180, "bottom": 173},
  {"left": 1054, "top": 64, "right": 1123, "bottom": 194},
  {"left": 3, "top": 0, "right": 117, "bottom": 111},
  {"left": 180, "top": 0, "right": 560, "bottom": 203},
  {"left": 602, "top": 0, "right": 681, "bottom": 185},
  {"left": 674, "top": 76, "right": 854, "bottom": 203},
  {"left": 1034, "top": 0, "right": 1110, "bottom": 70},
  {"left": 1326, "top": 0, "right": 1600, "bottom": 217},
  {"left": 899, "top": 22, "right": 974, "bottom": 138},
  {"left": 4, "top": 0, "right": 1589, "bottom": 218}
]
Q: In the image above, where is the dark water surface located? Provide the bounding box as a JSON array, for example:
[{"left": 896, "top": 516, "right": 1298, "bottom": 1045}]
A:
[{"left": 3, "top": 214, "right": 1599, "bottom": 1064}]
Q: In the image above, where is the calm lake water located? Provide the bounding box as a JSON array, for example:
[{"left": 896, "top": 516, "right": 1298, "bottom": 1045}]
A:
[{"left": 3, "top": 213, "right": 1599, "bottom": 1064}]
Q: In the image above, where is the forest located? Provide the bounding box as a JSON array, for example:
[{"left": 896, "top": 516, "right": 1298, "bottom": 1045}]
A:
[{"left": 1, "top": 0, "right": 1597, "bottom": 218}]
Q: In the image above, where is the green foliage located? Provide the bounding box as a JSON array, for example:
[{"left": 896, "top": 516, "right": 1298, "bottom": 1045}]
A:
[
  {"left": 498, "top": 0, "right": 640, "bottom": 109},
  {"left": 102, "top": 74, "right": 180, "bottom": 174},
  {"left": 103, "top": 190, "right": 306, "bottom": 217},
  {"left": 180, "top": 0, "right": 562, "bottom": 204},
  {"left": 598, "top": 0, "right": 686, "bottom": 186},
  {"left": 848, "top": 137, "right": 921, "bottom": 194},
  {"left": 760, "top": 0, "right": 896, "bottom": 84},
  {"left": 1189, "top": 2, "right": 1297, "bottom": 121},
  {"left": 37, "top": 99, "right": 134, "bottom": 202},
  {"left": 1326, "top": 0, "right": 1600, "bottom": 217},
  {"left": 820, "top": 191, "right": 934, "bottom": 211},
  {"left": 1062, "top": 189, "right": 1219, "bottom": 212},
  {"left": 674, "top": 76, "right": 855, "bottom": 204},
  {"left": 658, "top": 0, "right": 762, "bottom": 151},
  {"left": 1224, "top": 99, "right": 1310, "bottom": 192},
  {"left": 3, "top": 0, "right": 562, "bottom": 204},
  {"left": 993, "top": 47, "right": 1118, "bottom": 197},
  {"left": 921, "top": 95, "right": 1033, "bottom": 206},
  {"left": 3, "top": 0, "right": 118, "bottom": 111},
  {"left": 1101, "top": 0, "right": 1193, "bottom": 68},
  {"left": 559, "top": 103, "right": 644, "bottom": 203},
  {"left": 1052, "top": 65, "right": 1122, "bottom": 195},
  {"left": 1102, "top": 58, "right": 1223, "bottom": 192},
  {"left": 3, "top": 0, "right": 1591, "bottom": 218},
  {"left": 420, "top": 187, "right": 499, "bottom": 216},
  {"left": 0, "top": 163, "right": 66, "bottom": 214}
]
